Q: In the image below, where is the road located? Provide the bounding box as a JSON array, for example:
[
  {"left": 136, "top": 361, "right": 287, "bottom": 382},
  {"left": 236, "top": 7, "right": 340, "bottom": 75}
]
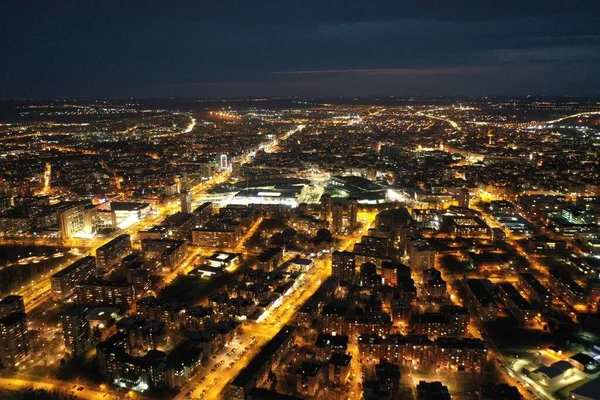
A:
[
  {"left": 0, "top": 375, "right": 143, "bottom": 400},
  {"left": 15, "top": 124, "right": 304, "bottom": 314},
  {"left": 178, "top": 211, "right": 375, "bottom": 400},
  {"left": 179, "top": 256, "right": 331, "bottom": 400}
]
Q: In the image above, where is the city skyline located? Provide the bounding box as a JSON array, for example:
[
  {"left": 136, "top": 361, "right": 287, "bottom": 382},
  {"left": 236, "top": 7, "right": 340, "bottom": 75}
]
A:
[{"left": 1, "top": 2, "right": 600, "bottom": 400}]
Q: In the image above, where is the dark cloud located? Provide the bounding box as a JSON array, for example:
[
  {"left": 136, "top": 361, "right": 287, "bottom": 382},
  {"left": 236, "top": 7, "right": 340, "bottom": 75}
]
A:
[{"left": 1, "top": 1, "right": 599, "bottom": 98}]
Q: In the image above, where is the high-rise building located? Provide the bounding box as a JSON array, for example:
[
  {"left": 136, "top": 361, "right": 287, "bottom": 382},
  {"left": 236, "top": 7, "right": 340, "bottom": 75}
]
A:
[
  {"left": 95, "top": 234, "right": 131, "bottom": 269},
  {"left": 0, "top": 312, "right": 29, "bottom": 368},
  {"left": 58, "top": 202, "right": 86, "bottom": 238},
  {"left": 407, "top": 239, "right": 436, "bottom": 271},
  {"left": 51, "top": 256, "right": 97, "bottom": 301},
  {"left": 320, "top": 194, "right": 332, "bottom": 222},
  {"left": 0, "top": 295, "right": 25, "bottom": 319},
  {"left": 180, "top": 190, "right": 192, "bottom": 214},
  {"left": 75, "top": 280, "right": 136, "bottom": 308},
  {"left": 62, "top": 306, "right": 92, "bottom": 358},
  {"left": 332, "top": 251, "right": 356, "bottom": 282},
  {"left": 220, "top": 154, "right": 228, "bottom": 170},
  {"left": 457, "top": 187, "right": 470, "bottom": 209},
  {"left": 331, "top": 203, "right": 344, "bottom": 234},
  {"left": 348, "top": 198, "right": 358, "bottom": 229},
  {"left": 232, "top": 162, "right": 242, "bottom": 179}
]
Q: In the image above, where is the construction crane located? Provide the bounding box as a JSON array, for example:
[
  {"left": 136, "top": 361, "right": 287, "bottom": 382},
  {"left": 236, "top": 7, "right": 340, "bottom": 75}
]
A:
[{"left": 100, "top": 159, "right": 122, "bottom": 191}]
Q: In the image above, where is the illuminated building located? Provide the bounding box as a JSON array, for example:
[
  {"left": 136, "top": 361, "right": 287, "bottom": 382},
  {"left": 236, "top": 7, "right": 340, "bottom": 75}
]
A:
[
  {"left": 76, "top": 280, "right": 136, "bottom": 308},
  {"left": 164, "top": 341, "right": 203, "bottom": 389},
  {"left": 488, "top": 200, "right": 517, "bottom": 215},
  {"left": 412, "top": 313, "right": 452, "bottom": 339},
  {"left": 518, "top": 272, "right": 552, "bottom": 311},
  {"left": 380, "top": 144, "right": 403, "bottom": 160},
  {"left": 220, "top": 154, "right": 228, "bottom": 170},
  {"left": 315, "top": 333, "right": 348, "bottom": 360},
  {"left": 138, "top": 225, "right": 168, "bottom": 240},
  {"left": 462, "top": 279, "right": 498, "bottom": 322},
  {"left": 527, "top": 236, "right": 567, "bottom": 255},
  {"left": 116, "top": 316, "right": 167, "bottom": 353},
  {"left": 229, "top": 187, "right": 303, "bottom": 208},
  {"left": 192, "top": 227, "right": 240, "bottom": 248},
  {"left": 141, "top": 239, "right": 188, "bottom": 270},
  {"left": 328, "top": 353, "right": 352, "bottom": 385},
  {"left": 373, "top": 360, "right": 401, "bottom": 400},
  {"left": 331, "top": 202, "right": 344, "bottom": 233},
  {"left": 441, "top": 215, "right": 491, "bottom": 238},
  {"left": 358, "top": 334, "right": 486, "bottom": 372},
  {"left": 457, "top": 187, "right": 470, "bottom": 209},
  {"left": 407, "top": 238, "right": 435, "bottom": 271},
  {"left": 296, "top": 361, "right": 322, "bottom": 397},
  {"left": 62, "top": 305, "right": 92, "bottom": 358},
  {"left": 497, "top": 283, "right": 535, "bottom": 324},
  {"left": 228, "top": 325, "right": 295, "bottom": 400},
  {"left": 96, "top": 332, "right": 168, "bottom": 390},
  {"left": 181, "top": 306, "right": 215, "bottom": 331},
  {"left": 136, "top": 297, "right": 184, "bottom": 330},
  {"left": 96, "top": 234, "right": 131, "bottom": 269},
  {"left": 530, "top": 360, "right": 574, "bottom": 387},
  {"left": 0, "top": 295, "right": 25, "bottom": 319},
  {"left": 377, "top": 207, "right": 412, "bottom": 229},
  {"left": 381, "top": 262, "right": 411, "bottom": 287},
  {"left": 548, "top": 270, "right": 586, "bottom": 307},
  {"left": 332, "top": 250, "right": 356, "bottom": 282},
  {"left": 425, "top": 276, "right": 447, "bottom": 298},
  {"left": 439, "top": 305, "right": 470, "bottom": 337},
  {"left": 318, "top": 194, "right": 332, "bottom": 222},
  {"left": 297, "top": 277, "right": 338, "bottom": 327},
  {"left": 51, "top": 256, "right": 97, "bottom": 301},
  {"left": 96, "top": 209, "right": 117, "bottom": 231},
  {"left": 417, "top": 381, "right": 450, "bottom": 400},
  {"left": 354, "top": 235, "right": 391, "bottom": 256},
  {"left": 163, "top": 212, "right": 195, "bottom": 240},
  {"left": 569, "top": 375, "right": 600, "bottom": 400},
  {"left": 344, "top": 313, "right": 392, "bottom": 340},
  {"left": 480, "top": 383, "right": 521, "bottom": 400},
  {"left": 231, "top": 161, "right": 242, "bottom": 178},
  {"left": 0, "top": 312, "right": 29, "bottom": 368},
  {"left": 192, "top": 202, "right": 213, "bottom": 225},
  {"left": 257, "top": 247, "right": 283, "bottom": 272},
  {"left": 164, "top": 182, "right": 178, "bottom": 197},
  {"left": 110, "top": 202, "right": 151, "bottom": 225},
  {"left": 58, "top": 201, "right": 86, "bottom": 238},
  {"left": 180, "top": 190, "right": 192, "bottom": 214}
]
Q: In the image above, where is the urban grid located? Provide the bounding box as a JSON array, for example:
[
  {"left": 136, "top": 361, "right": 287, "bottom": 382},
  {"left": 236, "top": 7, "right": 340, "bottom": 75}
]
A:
[{"left": 1, "top": 2, "right": 600, "bottom": 400}]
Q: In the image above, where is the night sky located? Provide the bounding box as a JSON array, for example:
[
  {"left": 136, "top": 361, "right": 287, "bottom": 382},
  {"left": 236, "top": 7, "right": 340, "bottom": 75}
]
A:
[{"left": 2, "top": 0, "right": 600, "bottom": 99}]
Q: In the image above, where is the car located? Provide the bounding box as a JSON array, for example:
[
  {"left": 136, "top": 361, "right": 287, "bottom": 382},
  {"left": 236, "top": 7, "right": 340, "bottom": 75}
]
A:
[
  {"left": 72, "top": 385, "right": 77, "bottom": 389},
  {"left": 77, "top": 387, "right": 84, "bottom": 391}
]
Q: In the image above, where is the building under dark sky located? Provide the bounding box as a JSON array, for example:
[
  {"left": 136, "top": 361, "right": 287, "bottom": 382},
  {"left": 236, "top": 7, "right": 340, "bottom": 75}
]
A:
[{"left": 2, "top": 0, "right": 600, "bottom": 98}]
